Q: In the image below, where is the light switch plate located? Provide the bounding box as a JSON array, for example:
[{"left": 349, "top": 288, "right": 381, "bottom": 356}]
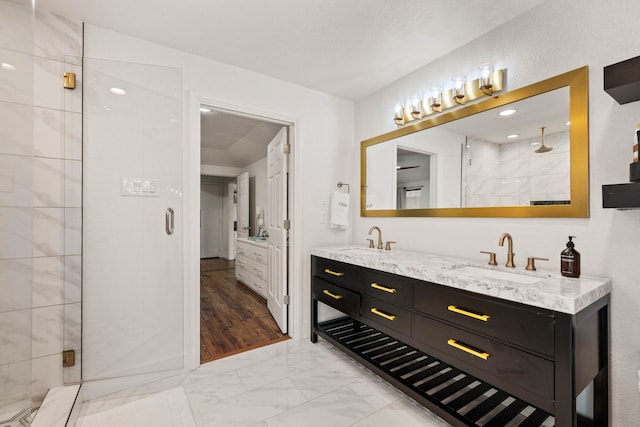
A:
[{"left": 122, "top": 177, "right": 159, "bottom": 197}]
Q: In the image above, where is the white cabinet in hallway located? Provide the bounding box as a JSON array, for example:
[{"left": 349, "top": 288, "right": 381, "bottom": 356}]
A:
[{"left": 235, "top": 237, "right": 268, "bottom": 298}]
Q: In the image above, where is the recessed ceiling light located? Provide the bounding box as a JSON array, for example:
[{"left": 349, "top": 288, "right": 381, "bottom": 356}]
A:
[
  {"left": 499, "top": 109, "right": 517, "bottom": 117},
  {"left": 109, "top": 87, "right": 126, "bottom": 95},
  {"left": 507, "top": 134, "right": 520, "bottom": 139},
  {"left": 200, "top": 107, "right": 212, "bottom": 113},
  {"left": 2, "top": 63, "right": 16, "bottom": 71}
]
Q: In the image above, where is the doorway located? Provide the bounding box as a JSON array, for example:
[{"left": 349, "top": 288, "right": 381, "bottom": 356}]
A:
[
  {"left": 198, "top": 107, "right": 292, "bottom": 364},
  {"left": 200, "top": 180, "right": 222, "bottom": 258}
]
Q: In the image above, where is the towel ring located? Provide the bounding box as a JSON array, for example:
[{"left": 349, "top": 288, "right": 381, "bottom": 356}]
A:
[{"left": 337, "top": 181, "right": 350, "bottom": 193}]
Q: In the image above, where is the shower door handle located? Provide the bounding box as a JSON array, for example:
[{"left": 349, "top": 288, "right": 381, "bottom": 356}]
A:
[{"left": 166, "top": 207, "right": 174, "bottom": 235}]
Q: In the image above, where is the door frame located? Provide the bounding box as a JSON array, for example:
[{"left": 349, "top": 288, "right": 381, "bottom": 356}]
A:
[{"left": 185, "top": 93, "right": 300, "bottom": 370}]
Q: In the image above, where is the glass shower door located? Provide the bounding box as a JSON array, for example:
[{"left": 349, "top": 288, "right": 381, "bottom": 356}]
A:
[
  {"left": 82, "top": 58, "right": 183, "bottom": 382},
  {"left": 0, "top": 0, "right": 34, "bottom": 424}
]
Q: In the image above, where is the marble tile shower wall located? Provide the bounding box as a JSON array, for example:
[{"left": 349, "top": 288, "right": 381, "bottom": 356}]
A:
[
  {"left": 465, "top": 137, "right": 501, "bottom": 207},
  {"left": 465, "top": 132, "right": 570, "bottom": 206},
  {"left": 0, "top": 0, "right": 83, "bottom": 412}
]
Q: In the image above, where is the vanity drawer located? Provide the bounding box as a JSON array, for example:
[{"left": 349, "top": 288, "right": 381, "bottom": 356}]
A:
[
  {"left": 414, "top": 283, "right": 555, "bottom": 357},
  {"left": 313, "top": 277, "right": 360, "bottom": 317},
  {"left": 237, "top": 256, "right": 268, "bottom": 281},
  {"left": 236, "top": 269, "right": 267, "bottom": 298},
  {"left": 312, "top": 256, "right": 361, "bottom": 292},
  {"left": 361, "top": 294, "right": 412, "bottom": 337},
  {"left": 414, "top": 313, "right": 554, "bottom": 402},
  {"left": 362, "top": 270, "right": 413, "bottom": 309},
  {"left": 244, "top": 245, "right": 267, "bottom": 264}
]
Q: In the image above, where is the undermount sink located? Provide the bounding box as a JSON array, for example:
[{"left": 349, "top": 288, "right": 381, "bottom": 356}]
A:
[
  {"left": 452, "top": 265, "right": 546, "bottom": 285},
  {"left": 339, "top": 247, "right": 383, "bottom": 256}
]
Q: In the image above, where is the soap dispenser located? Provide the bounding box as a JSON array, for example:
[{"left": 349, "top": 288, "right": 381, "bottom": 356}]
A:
[{"left": 561, "top": 236, "right": 581, "bottom": 278}]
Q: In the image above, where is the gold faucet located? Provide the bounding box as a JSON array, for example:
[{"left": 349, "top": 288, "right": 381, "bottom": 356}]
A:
[
  {"left": 368, "top": 226, "right": 383, "bottom": 250},
  {"left": 498, "top": 233, "right": 515, "bottom": 268}
]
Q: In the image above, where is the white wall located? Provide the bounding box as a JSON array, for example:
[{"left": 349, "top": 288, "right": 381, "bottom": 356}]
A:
[
  {"left": 354, "top": 0, "right": 640, "bottom": 424},
  {"left": 83, "top": 25, "right": 355, "bottom": 353},
  {"left": 397, "top": 127, "right": 464, "bottom": 208}
]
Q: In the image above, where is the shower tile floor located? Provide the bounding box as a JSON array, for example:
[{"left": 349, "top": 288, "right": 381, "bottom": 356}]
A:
[{"left": 75, "top": 338, "right": 451, "bottom": 426}]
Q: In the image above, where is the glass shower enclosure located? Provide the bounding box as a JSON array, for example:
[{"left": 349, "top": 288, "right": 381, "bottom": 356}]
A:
[{"left": 82, "top": 58, "right": 184, "bottom": 392}]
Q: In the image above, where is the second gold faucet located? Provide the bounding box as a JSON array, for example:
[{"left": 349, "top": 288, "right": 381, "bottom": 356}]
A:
[
  {"left": 498, "top": 232, "right": 515, "bottom": 268},
  {"left": 368, "top": 226, "right": 383, "bottom": 250}
]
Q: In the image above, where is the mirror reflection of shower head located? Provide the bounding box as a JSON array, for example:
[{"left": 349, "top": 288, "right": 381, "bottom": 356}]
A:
[{"left": 535, "top": 126, "right": 553, "bottom": 153}]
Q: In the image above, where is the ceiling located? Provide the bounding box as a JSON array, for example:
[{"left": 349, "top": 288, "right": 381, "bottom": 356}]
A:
[
  {"left": 200, "top": 109, "right": 283, "bottom": 168},
  {"left": 442, "top": 86, "right": 569, "bottom": 143},
  {"left": 37, "top": 0, "right": 544, "bottom": 169},
  {"left": 38, "top": 0, "right": 544, "bottom": 101}
]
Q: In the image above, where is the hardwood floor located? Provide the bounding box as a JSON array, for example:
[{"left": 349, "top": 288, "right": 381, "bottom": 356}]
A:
[{"left": 200, "top": 258, "right": 288, "bottom": 363}]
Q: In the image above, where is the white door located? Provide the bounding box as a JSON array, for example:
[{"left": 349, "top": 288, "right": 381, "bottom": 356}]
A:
[
  {"left": 237, "top": 172, "right": 249, "bottom": 238},
  {"left": 83, "top": 58, "right": 183, "bottom": 382},
  {"left": 267, "top": 127, "right": 288, "bottom": 333},
  {"left": 200, "top": 183, "right": 222, "bottom": 258}
]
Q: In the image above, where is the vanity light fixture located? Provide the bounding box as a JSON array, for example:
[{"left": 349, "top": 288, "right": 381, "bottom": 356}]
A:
[
  {"left": 411, "top": 93, "right": 422, "bottom": 119},
  {"left": 452, "top": 76, "right": 466, "bottom": 104},
  {"left": 1, "top": 62, "right": 15, "bottom": 71},
  {"left": 479, "top": 63, "right": 494, "bottom": 94},
  {"left": 429, "top": 86, "right": 443, "bottom": 112},
  {"left": 392, "top": 64, "right": 504, "bottom": 125},
  {"left": 109, "top": 87, "right": 126, "bottom": 95},
  {"left": 499, "top": 109, "right": 517, "bottom": 117},
  {"left": 394, "top": 102, "right": 406, "bottom": 125}
]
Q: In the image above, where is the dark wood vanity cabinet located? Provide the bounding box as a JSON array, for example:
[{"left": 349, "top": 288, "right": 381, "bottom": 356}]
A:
[{"left": 310, "top": 255, "right": 610, "bottom": 427}]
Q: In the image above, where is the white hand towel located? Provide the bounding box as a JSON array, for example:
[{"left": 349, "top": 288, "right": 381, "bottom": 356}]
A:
[{"left": 330, "top": 191, "right": 350, "bottom": 229}]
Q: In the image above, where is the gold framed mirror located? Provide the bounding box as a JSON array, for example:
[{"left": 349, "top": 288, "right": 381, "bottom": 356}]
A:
[{"left": 361, "top": 66, "right": 589, "bottom": 218}]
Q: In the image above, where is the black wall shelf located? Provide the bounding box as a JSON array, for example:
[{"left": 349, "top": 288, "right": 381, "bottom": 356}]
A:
[
  {"left": 602, "top": 182, "right": 640, "bottom": 209},
  {"left": 604, "top": 55, "right": 640, "bottom": 104}
]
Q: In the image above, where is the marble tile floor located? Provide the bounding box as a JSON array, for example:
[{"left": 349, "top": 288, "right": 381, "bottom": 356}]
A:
[{"left": 75, "top": 338, "right": 452, "bottom": 427}]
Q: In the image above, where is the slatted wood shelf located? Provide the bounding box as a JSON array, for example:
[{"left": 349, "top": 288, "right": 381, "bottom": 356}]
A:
[{"left": 316, "top": 317, "right": 555, "bottom": 427}]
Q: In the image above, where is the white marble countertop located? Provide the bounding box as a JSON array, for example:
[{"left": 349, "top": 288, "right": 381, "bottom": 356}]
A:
[
  {"left": 237, "top": 236, "right": 268, "bottom": 248},
  {"left": 311, "top": 245, "right": 611, "bottom": 314}
]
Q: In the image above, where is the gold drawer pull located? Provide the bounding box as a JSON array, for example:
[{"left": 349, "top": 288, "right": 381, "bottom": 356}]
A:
[
  {"left": 322, "top": 289, "right": 343, "bottom": 300},
  {"left": 370, "top": 307, "right": 396, "bottom": 321},
  {"left": 447, "top": 339, "right": 490, "bottom": 360},
  {"left": 370, "top": 283, "right": 397, "bottom": 293},
  {"left": 324, "top": 268, "right": 344, "bottom": 277},
  {"left": 448, "top": 305, "right": 490, "bottom": 322}
]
